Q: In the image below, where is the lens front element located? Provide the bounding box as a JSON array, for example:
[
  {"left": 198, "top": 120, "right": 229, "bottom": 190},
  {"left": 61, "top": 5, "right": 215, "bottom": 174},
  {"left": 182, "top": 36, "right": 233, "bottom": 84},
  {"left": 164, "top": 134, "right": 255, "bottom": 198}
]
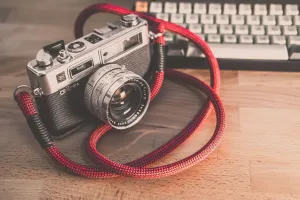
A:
[
  {"left": 84, "top": 64, "right": 150, "bottom": 129},
  {"left": 110, "top": 83, "right": 141, "bottom": 121}
]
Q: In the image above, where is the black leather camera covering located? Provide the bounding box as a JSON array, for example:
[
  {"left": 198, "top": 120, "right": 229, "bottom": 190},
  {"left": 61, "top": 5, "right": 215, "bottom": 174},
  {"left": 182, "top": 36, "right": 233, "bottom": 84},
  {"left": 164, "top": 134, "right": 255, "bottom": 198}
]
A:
[
  {"left": 35, "top": 78, "right": 93, "bottom": 138},
  {"left": 36, "top": 43, "right": 151, "bottom": 138}
]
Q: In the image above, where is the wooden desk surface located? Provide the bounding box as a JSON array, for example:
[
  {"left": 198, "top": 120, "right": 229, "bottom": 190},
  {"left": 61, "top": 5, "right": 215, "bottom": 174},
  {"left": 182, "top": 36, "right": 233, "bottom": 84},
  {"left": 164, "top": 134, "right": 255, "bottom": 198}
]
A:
[{"left": 1, "top": 1, "right": 300, "bottom": 199}]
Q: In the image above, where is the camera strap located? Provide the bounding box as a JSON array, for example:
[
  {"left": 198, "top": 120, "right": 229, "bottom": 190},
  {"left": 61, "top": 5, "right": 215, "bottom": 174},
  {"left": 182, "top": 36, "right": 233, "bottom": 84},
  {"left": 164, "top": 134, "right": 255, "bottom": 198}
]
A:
[{"left": 14, "top": 3, "right": 225, "bottom": 179}]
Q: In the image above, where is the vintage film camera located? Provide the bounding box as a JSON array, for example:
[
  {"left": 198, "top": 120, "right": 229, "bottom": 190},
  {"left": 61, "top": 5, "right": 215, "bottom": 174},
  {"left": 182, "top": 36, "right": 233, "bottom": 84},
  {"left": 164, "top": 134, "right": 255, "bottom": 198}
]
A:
[{"left": 26, "top": 14, "right": 152, "bottom": 137}]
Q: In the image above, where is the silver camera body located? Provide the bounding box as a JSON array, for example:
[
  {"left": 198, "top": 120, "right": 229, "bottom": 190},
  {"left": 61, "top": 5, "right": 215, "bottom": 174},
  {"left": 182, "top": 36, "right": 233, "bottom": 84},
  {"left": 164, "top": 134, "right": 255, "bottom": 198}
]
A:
[{"left": 26, "top": 14, "right": 152, "bottom": 137}]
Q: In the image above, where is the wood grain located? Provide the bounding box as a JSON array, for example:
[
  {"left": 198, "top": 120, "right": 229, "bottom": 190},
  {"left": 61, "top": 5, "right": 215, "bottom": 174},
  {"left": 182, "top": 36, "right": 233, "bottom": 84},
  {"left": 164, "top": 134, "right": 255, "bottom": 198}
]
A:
[
  {"left": 0, "top": 7, "right": 11, "bottom": 22},
  {"left": 1, "top": 0, "right": 300, "bottom": 199}
]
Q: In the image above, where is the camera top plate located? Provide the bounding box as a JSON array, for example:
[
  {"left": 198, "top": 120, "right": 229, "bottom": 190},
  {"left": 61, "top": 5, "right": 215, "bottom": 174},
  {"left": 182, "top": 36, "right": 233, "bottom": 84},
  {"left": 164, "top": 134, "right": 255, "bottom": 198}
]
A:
[{"left": 26, "top": 14, "right": 149, "bottom": 96}]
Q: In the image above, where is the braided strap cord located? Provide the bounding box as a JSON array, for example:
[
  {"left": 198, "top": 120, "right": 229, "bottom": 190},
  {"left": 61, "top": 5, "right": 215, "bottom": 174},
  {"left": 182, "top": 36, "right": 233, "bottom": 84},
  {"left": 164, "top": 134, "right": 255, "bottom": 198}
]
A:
[
  {"left": 45, "top": 68, "right": 225, "bottom": 179},
  {"left": 15, "top": 3, "right": 226, "bottom": 179},
  {"left": 74, "top": 3, "right": 222, "bottom": 170}
]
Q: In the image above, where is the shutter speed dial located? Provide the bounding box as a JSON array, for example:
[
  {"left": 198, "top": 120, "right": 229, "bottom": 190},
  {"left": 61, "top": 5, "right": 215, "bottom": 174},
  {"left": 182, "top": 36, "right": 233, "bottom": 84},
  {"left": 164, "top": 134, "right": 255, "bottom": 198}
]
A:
[{"left": 67, "top": 41, "right": 86, "bottom": 53}]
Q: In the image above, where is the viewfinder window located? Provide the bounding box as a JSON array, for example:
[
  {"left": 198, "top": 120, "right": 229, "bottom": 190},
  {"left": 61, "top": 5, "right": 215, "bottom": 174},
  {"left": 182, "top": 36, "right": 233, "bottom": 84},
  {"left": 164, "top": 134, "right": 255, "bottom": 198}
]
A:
[
  {"left": 70, "top": 60, "right": 93, "bottom": 78},
  {"left": 123, "top": 33, "right": 142, "bottom": 51}
]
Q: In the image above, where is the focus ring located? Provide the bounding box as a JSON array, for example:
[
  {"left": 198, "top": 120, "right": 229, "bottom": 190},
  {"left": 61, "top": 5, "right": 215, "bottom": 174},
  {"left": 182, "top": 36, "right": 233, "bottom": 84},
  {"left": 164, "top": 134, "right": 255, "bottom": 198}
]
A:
[
  {"left": 92, "top": 68, "right": 126, "bottom": 120},
  {"left": 84, "top": 64, "right": 121, "bottom": 114}
]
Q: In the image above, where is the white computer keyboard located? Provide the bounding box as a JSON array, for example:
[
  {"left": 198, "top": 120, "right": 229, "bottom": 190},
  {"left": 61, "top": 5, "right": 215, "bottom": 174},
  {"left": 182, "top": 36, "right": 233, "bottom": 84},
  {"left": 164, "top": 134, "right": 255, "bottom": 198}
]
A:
[{"left": 134, "top": 1, "right": 300, "bottom": 71}]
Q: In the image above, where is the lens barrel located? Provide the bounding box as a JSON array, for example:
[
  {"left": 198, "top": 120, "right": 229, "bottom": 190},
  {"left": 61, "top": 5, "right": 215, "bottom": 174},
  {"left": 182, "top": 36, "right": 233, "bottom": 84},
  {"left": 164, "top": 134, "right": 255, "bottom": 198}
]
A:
[{"left": 84, "top": 64, "right": 150, "bottom": 129}]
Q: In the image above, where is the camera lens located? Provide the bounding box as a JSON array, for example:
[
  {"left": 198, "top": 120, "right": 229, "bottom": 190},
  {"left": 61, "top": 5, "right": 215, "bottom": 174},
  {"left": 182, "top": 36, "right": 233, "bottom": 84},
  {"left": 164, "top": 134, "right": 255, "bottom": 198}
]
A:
[
  {"left": 84, "top": 64, "right": 150, "bottom": 129},
  {"left": 109, "top": 83, "right": 141, "bottom": 121}
]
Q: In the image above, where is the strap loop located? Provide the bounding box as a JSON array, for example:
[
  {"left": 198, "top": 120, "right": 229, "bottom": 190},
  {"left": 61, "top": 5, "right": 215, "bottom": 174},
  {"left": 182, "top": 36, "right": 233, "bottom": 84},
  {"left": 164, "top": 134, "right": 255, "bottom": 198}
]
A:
[{"left": 149, "top": 31, "right": 164, "bottom": 40}]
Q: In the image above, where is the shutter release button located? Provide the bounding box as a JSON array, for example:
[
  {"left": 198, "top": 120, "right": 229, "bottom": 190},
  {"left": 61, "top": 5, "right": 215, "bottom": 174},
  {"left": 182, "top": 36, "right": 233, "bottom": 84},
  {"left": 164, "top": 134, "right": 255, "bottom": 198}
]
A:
[{"left": 57, "top": 49, "right": 72, "bottom": 63}]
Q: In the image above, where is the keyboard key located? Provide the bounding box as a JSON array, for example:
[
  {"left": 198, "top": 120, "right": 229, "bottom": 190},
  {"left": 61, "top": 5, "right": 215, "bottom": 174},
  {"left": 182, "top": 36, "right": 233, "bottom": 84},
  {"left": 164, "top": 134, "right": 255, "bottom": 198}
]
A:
[
  {"left": 135, "top": 1, "right": 148, "bottom": 13},
  {"left": 216, "top": 15, "right": 229, "bottom": 24},
  {"left": 224, "top": 3, "right": 237, "bottom": 15},
  {"left": 266, "top": 25, "right": 281, "bottom": 35},
  {"left": 176, "top": 34, "right": 188, "bottom": 42},
  {"left": 231, "top": 15, "right": 245, "bottom": 25},
  {"left": 219, "top": 25, "right": 233, "bottom": 34},
  {"left": 150, "top": 2, "right": 162, "bottom": 13},
  {"left": 239, "top": 4, "right": 252, "bottom": 15},
  {"left": 186, "top": 43, "right": 201, "bottom": 57},
  {"left": 293, "top": 16, "right": 300, "bottom": 25},
  {"left": 197, "top": 34, "right": 205, "bottom": 40},
  {"left": 177, "top": 24, "right": 187, "bottom": 28},
  {"left": 171, "top": 14, "right": 184, "bottom": 23},
  {"left": 271, "top": 35, "right": 286, "bottom": 44},
  {"left": 254, "top": 4, "right": 268, "bottom": 15},
  {"left": 194, "top": 3, "right": 206, "bottom": 14},
  {"left": 165, "top": 2, "right": 177, "bottom": 13},
  {"left": 179, "top": 2, "right": 192, "bottom": 14},
  {"left": 262, "top": 15, "right": 276, "bottom": 25},
  {"left": 239, "top": 35, "right": 254, "bottom": 43},
  {"left": 255, "top": 35, "right": 270, "bottom": 44},
  {"left": 289, "top": 45, "right": 300, "bottom": 60},
  {"left": 167, "top": 43, "right": 185, "bottom": 56},
  {"left": 247, "top": 15, "right": 261, "bottom": 25},
  {"left": 207, "top": 34, "right": 221, "bottom": 43},
  {"left": 185, "top": 14, "right": 199, "bottom": 24},
  {"left": 278, "top": 16, "right": 292, "bottom": 25},
  {"left": 164, "top": 32, "right": 174, "bottom": 42},
  {"left": 156, "top": 13, "right": 169, "bottom": 21},
  {"left": 204, "top": 24, "right": 218, "bottom": 34},
  {"left": 251, "top": 25, "right": 265, "bottom": 35},
  {"left": 189, "top": 24, "right": 202, "bottom": 33},
  {"left": 208, "top": 3, "right": 222, "bottom": 15},
  {"left": 223, "top": 35, "right": 237, "bottom": 43},
  {"left": 201, "top": 14, "right": 214, "bottom": 24},
  {"left": 283, "top": 26, "right": 298, "bottom": 35},
  {"left": 269, "top": 4, "right": 283, "bottom": 15},
  {"left": 288, "top": 36, "right": 300, "bottom": 45},
  {"left": 235, "top": 25, "right": 249, "bottom": 34},
  {"left": 285, "top": 4, "right": 299, "bottom": 15},
  {"left": 187, "top": 43, "right": 288, "bottom": 60}
]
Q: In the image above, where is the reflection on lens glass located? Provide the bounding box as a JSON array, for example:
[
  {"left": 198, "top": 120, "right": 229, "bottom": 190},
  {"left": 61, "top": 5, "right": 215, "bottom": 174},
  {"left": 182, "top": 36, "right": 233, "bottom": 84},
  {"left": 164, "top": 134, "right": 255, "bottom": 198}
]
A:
[{"left": 109, "top": 83, "right": 142, "bottom": 121}]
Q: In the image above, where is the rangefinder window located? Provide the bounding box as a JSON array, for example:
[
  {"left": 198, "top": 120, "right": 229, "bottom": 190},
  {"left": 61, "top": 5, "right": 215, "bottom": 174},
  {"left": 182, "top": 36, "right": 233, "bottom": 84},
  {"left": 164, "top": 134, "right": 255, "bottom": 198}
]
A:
[
  {"left": 124, "top": 33, "right": 142, "bottom": 51},
  {"left": 70, "top": 60, "right": 93, "bottom": 78}
]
